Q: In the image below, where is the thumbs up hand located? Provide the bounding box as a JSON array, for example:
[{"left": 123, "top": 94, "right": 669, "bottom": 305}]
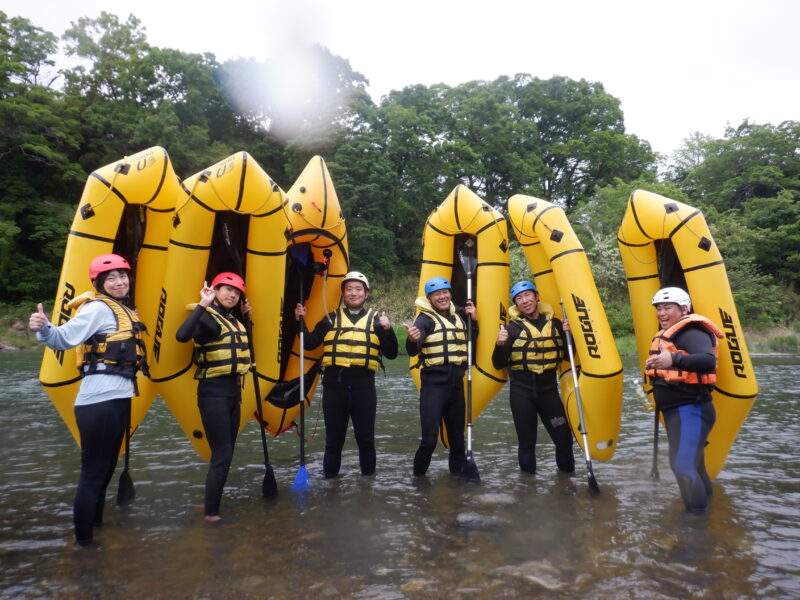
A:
[
  {"left": 29, "top": 303, "right": 49, "bottom": 332},
  {"left": 496, "top": 324, "right": 508, "bottom": 345},
  {"left": 402, "top": 322, "right": 420, "bottom": 343},
  {"left": 379, "top": 310, "right": 391, "bottom": 330}
]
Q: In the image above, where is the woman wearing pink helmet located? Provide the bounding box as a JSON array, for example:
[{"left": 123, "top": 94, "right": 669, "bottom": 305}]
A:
[
  {"left": 28, "top": 253, "right": 147, "bottom": 548},
  {"left": 176, "top": 272, "right": 251, "bottom": 524}
]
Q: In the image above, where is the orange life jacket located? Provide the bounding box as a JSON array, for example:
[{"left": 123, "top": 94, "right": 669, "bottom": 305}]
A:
[{"left": 645, "top": 314, "right": 723, "bottom": 385}]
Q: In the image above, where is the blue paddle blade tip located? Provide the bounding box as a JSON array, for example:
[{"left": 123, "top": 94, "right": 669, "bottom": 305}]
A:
[{"left": 291, "top": 467, "right": 311, "bottom": 493}]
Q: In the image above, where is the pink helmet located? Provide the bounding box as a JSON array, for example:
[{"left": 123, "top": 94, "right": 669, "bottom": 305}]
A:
[
  {"left": 211, "top": 272, "right": 246, "bottom": 294},
  {"left": 89, "top": 254, "right": 131, "bottom": 281}
]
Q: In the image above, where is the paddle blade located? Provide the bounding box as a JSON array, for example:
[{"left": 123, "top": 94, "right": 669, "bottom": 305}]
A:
[
  {"left": 289, "top": 242, "right": 313, "bottom": 265},
  {"left": 587, "top": 462, "right": 600, "bottom": 495},
  {"left": 457, "top": 236, "right": 477, "bottom": 275},
  {"left": 262, "top": 464, "right": 278, "bottom": 499},
  {"left": 650, "top": 461, "right": 660, "bottom": 480},
  {"left": 265, "top": 363, "right": 321, "bottom": 409},
  {"left": 116, "top": 469, "right": 135, "bottom": 506},
  {"left": 291, "top": 466, "right": 311, "bottom": 493},
  {"left": 461, "top": 455, "right": 481, "bottom": 483}
]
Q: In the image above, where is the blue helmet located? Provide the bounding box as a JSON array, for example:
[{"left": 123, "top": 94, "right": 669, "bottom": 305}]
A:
[
  {"left": 425, "top": 276, "right": 452, "bottom": 296},
  {"left": 511, "top": 280, "right": 537, "bottom": 302}
]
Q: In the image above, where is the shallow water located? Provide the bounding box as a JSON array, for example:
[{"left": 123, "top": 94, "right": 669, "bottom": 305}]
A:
[{"left": 1, "top": 352, "right": 798, "bottom": 599}]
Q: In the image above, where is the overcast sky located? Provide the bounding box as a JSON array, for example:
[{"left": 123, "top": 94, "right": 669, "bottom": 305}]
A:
[{"left": 7, "top": 0, "right": 799, "bottom": 158}]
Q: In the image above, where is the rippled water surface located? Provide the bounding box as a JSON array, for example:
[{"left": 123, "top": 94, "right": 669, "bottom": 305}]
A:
[{"left": 1, "top": 352, "right": 798, "bottom": 599}]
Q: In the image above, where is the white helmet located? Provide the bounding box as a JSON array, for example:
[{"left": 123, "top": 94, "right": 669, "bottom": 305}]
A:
[
  {"left": 342, "top": 271, "right": 369, "bottom": 291},
  {"left": 652, "top": 287, "right": 691, "bottom": 309}
]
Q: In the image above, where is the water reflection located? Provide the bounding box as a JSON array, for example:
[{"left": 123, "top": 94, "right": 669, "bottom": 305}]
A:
[{"left": 0, "top": 352, "right": 798, "bottom": 599}]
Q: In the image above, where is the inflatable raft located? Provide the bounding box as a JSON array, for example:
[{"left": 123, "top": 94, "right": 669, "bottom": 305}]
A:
[
  {"left": 259, "top": 155, "right": 349, "bottom": 436},
  {"left": 149, "top": 151, "right": 287, "bottom": 460},
  {"left": 410, "top": 185, "right": 510, "bottom": 443},
  {"left": 617, "top": 189, "right": 758, "bottom": 478},
  {"left": 508, "top": 194, "right": 623, "bottom": 461},
  {"left": 39, "top": 146, "right": 181, "bottom": 447}
]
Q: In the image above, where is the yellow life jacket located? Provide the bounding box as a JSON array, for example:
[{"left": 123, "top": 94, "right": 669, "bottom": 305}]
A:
[
  {"left": 322, "top": 308, "right": 382, "bottom": 371},
  {"left": 645, "top": 314, "right": 723, "bottom": 385},
  {"left": 414, "top": 296, "right": 467, "bottom": 368},
  {"left": 507, "top": 302, "right": 563, "bottom": 373},
  {"left": 192, "top": 305, "right": 251, "bottom": 379},
  {"left": 69, "top": 291, "right": 148, "bottom": 379}
]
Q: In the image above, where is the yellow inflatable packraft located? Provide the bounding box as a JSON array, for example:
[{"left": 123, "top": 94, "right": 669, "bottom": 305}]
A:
[
  {"left": 617, "top": 189, "right": 758, "bottom": 478},
  {"left": 410, "top": 185, "right": 510, "bottom": 445},
  {"left": 261, "top": 156, "right": 349, "bottom": 436},
  {"left": 39, "top": 147, "right": 181, "bottom": 448},
  {"left": 149, "top": 151, "right": 287, "bottom": 460},
  {"left": 508, "top": 194, "right": 623, "bottom": 461}
]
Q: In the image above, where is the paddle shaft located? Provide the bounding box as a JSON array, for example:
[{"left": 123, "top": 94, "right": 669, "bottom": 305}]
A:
[
  {"left": 253, "top": 371, "right": 271, "bottom": 464},
  {"left": 560, "top": 299, "right": 598, "bottom": 492},
  {"left": 564, "top": 325, "right": 593, "bottom": 464},
  {"left": 466, "top": 269, "right": 474, "bottom": 452},
  {"left": 116, "top": 399, "right": 135, "bottom": 506},
  {"left": 298, "top": 283, "right": 306, "bottom": 468},
  {"left": 651, "top": 409, "right": 660, "bottom": 479},
  {"left": 245, "top": 319, "right": 271, "bottom": 466},
  {"left": 290, "top": 252, "right": 312, "bottom": 492}
]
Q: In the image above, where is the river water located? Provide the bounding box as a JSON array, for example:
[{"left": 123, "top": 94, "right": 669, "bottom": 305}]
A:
[{"left": 1, "top": 352, "right": 798, "bottom": 599}]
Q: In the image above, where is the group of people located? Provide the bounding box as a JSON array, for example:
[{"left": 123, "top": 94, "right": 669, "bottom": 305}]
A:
[{"left": 29, "top": 252, "right": 721, "bottom": 547}]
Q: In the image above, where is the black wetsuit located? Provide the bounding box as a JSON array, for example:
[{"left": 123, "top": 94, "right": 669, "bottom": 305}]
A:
[
  {"left": 176, "top": 304, "right": 244, "bottom": 516},
  {"left": 406, "top": 306, "right": 478, "bottom": 476},
  {"left": 492, "top": 313, "right": 575, "bottom": 474},
  {"left": 302, "top": 308, "right": 398, "bottom": 477}
]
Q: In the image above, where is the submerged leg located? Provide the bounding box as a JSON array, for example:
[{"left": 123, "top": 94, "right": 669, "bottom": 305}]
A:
[
  {"left": 509, "top": 382, "right": 538, "bottom": 474},
  {"left": 665, "top": 403, "right": 712, "bottom": 512}
]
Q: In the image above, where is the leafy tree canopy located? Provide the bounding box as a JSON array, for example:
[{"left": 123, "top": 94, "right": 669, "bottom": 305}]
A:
[{"left": 1, "top": 10, "right": 797, "bottom": 326}]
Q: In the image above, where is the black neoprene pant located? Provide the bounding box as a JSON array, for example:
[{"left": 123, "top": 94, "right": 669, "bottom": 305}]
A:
[
  {"left": 198, "top": 394, "right": 240, "bottom": 516},
  {"left": 508, "top": 370, "right": 574, "bottom": 474},
  {"left": 413, "top": 366, "right": 466, "bottom": 476},
  {"left": 321, "top": 382, "right": 377, "bottom": 477},
  {"left": 73, "top": 397, "right": 129, "bottom": 544}
]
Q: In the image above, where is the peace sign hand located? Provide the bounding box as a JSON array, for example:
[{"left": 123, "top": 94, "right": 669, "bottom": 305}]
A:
[{"left": 199, "top": 282, "right": 215, "bottom": 307}]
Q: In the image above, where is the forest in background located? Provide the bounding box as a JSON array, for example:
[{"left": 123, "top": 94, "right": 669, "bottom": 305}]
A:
[{"left": 2, "top": 11, "right": 799, "bottom": 343}]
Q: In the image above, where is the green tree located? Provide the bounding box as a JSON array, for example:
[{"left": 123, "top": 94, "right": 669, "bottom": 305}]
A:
[
  {"left": 61, "top": 12, "right": 160, "bottom": 168},
  {"left": 0, "top": 12, "right": 83, "bottom": 301},
  {"left": 670, "top": 120, "right": 800, "bottom": 213},
  {"left": 667, "top": 119, "right": 800, "bottom": 314},
  {"left": 511, "top": 74, "right": 656, "bottom": 210},
  {"left": 329, "top": 84, "right": 453, "bottom": 271},
  {"left": 60, "top": 13, "right": 280, "bottom": 176},
  {"left": 330, "top": 75, "right": 658, "bottom": 276},
  {"left": 708, "top": 211, "right": 783, "bottom": 326},
  {"left": 437, "top": 80, "right": 539, "bottom": 208},
  {"left": 740, "top": 191, "right": 800, "bottom": 289}
]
